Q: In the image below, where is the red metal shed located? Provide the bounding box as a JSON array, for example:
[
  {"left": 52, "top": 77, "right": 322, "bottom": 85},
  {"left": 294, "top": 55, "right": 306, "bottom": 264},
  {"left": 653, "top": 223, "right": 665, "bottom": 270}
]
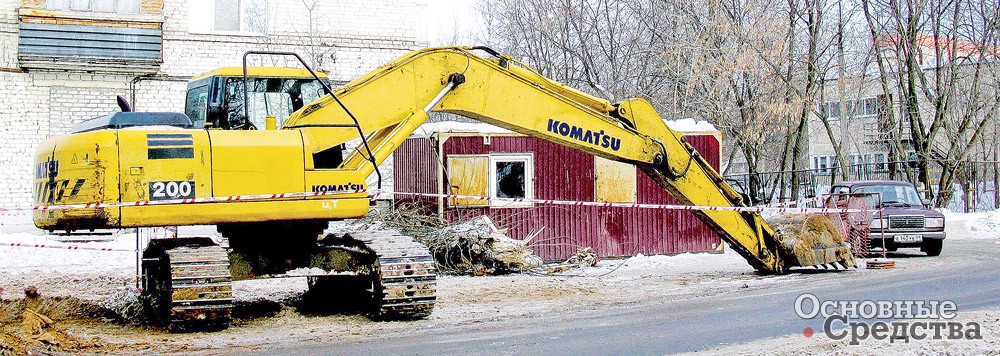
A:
[{"left": 393, "top": 121, "right": 724, "bottom": 261}]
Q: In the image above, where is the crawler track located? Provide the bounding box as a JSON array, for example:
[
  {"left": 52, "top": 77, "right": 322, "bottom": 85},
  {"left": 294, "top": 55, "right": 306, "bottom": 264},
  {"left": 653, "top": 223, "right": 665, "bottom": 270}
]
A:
[
  {"left": 351, "top": 232, "right": 437, "bottom": 320},
  {"left": 143, "top": 240, "right": 233, "bottom": 331}
]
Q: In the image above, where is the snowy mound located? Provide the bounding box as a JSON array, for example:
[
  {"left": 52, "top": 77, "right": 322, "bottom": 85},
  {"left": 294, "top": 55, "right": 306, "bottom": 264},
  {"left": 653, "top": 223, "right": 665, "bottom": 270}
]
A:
[
  {"left": 663, "top": 118, "right": 718, "bottom": 133},
  {"left": 941, "top": 209, "right": 1000, "bottom": 240}
]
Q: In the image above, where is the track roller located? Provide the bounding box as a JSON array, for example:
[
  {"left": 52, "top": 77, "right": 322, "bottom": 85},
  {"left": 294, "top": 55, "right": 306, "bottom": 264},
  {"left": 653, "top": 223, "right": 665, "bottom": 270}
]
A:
[{"left": 142, "top": 237, "right": 233, "bottom": 332}]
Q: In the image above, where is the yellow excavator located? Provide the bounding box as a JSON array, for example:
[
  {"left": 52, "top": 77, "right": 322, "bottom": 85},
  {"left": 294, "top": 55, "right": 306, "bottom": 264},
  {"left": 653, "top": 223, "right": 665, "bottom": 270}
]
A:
[{"left": 32, "top": 47, "right": 854, "bottom": 331}]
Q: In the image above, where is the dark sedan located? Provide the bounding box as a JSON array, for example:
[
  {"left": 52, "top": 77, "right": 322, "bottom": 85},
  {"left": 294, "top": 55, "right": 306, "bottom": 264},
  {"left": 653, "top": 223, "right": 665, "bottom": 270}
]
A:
[{"left": 831, "top": 180, "right": 945, "bottom": 256}]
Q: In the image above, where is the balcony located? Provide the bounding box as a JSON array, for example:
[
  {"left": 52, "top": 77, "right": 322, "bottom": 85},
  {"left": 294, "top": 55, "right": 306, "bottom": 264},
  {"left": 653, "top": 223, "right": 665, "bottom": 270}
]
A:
[{"left": 18, "top": 8, "right": 163, "bottom": 74}]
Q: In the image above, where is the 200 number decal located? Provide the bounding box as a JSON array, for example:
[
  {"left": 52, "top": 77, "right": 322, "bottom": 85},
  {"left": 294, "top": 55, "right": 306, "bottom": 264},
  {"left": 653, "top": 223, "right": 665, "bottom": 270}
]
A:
[{"left": 149, "top": 181, "right": 195, "bottom": 200}]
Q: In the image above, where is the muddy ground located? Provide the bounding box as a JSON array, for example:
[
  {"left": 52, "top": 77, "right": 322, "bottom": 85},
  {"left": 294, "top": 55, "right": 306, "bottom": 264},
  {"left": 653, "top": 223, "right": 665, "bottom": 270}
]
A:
[
  {"left": 0, "top": 246, "right": 820, "bottom": 355},
  {"left": 0, "top": 215, "right": 996, "bottom": 355}
]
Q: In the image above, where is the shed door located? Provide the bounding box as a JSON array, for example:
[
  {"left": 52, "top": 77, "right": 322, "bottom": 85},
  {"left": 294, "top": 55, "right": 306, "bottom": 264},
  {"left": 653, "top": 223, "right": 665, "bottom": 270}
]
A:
[
  {"left": 446, "top": 155, "right": 490, "bottom": 207},
  {"left": 594, "top": 156, "right": 637, "bottom": 203}
]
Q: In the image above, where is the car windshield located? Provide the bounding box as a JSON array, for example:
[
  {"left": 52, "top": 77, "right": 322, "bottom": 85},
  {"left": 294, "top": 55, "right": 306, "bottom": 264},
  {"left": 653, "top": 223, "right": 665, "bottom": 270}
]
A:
[{"left": 853, "top": 184, "right": 924, "bottom": 207}]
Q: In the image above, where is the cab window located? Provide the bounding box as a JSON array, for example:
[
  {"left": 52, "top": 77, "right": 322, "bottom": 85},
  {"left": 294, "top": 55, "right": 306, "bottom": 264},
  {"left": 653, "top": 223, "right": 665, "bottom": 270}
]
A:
[
  {"left": 221, "top": 77, "right": 327, "bottom": 129},
  {"left": 184, "top": 84, "right": 210, "bottom": 128}
]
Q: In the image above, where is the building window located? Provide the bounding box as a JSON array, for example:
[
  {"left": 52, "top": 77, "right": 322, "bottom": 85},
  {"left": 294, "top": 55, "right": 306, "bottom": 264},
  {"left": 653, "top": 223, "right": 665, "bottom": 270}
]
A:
[
  {"left": 189, "top": 0, "right": 268, "bottom": 35},
  {"left": 489, "top": 154, "right": 533, "bottom": 208},
  {"left": 45, "top": 0, "right": 141, "bottom": 14},
  {"left": 818, "top": 102, "right": 841, "bottom": 120},
  {"left": 874, "top": 153, "right": 887, "bottom": 172},
  {"left": 818, "top": 97, "right": 878, "bottom": 120},
  {"left": 594, "top": 156, "right": 637, "bottom": 203},
  {"left": 813, "top": 155, "right": 840, "bottom": 175}
]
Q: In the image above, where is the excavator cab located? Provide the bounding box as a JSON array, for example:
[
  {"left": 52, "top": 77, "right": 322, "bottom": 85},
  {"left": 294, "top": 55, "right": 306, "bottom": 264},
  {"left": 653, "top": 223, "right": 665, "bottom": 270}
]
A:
[{"left": 184, "top": 67, "right": 330, "bottom": 130}]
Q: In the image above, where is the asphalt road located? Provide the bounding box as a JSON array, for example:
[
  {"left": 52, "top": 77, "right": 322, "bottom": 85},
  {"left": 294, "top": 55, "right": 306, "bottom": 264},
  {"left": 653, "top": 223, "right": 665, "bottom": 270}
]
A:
[{"left": 267, "top": 239, "right": 1000, "bottom": 355}]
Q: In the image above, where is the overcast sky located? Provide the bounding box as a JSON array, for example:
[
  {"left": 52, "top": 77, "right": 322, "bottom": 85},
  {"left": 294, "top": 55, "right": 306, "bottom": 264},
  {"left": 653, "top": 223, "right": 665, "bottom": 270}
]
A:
[{"left": 422, "top": 0, "right": 483, "bottom": 46}]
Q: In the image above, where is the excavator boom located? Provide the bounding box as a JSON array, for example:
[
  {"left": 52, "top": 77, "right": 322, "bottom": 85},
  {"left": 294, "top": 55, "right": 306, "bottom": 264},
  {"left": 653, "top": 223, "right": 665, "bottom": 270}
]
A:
[{"left": 282, "top": 46, "right": 854, "bottom": 273}]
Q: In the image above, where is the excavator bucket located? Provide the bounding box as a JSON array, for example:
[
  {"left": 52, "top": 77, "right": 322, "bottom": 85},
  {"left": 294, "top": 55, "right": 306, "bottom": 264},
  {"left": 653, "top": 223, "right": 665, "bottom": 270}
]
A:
[{"left": 768, "top": 214, "right": 857, "bottom": 269}]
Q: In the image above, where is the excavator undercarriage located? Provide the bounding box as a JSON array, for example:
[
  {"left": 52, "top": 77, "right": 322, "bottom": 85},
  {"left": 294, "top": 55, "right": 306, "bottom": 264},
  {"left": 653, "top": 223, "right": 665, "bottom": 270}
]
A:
[{"left": 140, "top": 224, "right": 436, "bottom": 331}]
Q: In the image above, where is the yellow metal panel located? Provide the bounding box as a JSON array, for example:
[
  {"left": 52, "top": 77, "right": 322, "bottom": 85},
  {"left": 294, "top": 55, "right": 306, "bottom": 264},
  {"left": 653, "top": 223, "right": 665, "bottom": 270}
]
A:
[
  {"left": 208, "top": 130, "right": 305, "bottom": 196},
  {"left": 32, "top": 130, "right": 121, "bottom": 229},
  {"left": 119, "top": 197, "right": 370, "bottom": 227},
  {"left": 116, "top": 130, "right": 211, "bottom": 203},
  {"left": 303, "top": 170, "right": 368, "bottom": 197},
  {"left": 446, "top": 155, "right": 489, "bottom": 207},
  {"left": 594, "top": 156, "right": 637, "bottom": 203}
]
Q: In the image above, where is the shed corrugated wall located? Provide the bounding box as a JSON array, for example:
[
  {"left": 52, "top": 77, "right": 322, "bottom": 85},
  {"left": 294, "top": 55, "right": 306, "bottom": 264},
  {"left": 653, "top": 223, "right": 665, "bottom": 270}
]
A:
[
  {"left": 393, "top": 134, "right": 722, "bottom": 261},
  {"left": 392, "top": 137, "right": 440, "bottom": 214}
]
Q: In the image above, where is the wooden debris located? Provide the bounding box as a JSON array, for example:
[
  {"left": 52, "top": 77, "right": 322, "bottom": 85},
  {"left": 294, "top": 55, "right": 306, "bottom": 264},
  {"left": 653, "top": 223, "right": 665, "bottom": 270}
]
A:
[
  {"left": 566, "top": 247, "right": 599, "bottom": 267},
  {"left": 355, "top": 207, "right": 544, "bottom": 275}
]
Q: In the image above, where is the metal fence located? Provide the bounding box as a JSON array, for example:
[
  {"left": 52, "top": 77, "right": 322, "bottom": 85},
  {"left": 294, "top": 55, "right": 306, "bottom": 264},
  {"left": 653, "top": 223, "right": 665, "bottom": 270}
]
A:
[{"left": 724, "top": 160, "right": 1000, "bottom": 212}]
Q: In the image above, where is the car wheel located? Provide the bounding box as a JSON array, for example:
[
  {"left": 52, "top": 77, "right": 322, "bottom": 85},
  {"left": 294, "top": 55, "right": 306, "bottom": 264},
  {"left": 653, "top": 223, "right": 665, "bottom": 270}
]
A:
[{"left": 921, "top": 239, "right": 943, "bottom": 256}]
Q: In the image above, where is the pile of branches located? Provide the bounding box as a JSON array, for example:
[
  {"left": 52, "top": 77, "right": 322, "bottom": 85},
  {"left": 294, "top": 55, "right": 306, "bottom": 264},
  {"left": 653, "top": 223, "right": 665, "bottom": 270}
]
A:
[{"left": 358, "top": 205, "right": 543, "bottom": 275}]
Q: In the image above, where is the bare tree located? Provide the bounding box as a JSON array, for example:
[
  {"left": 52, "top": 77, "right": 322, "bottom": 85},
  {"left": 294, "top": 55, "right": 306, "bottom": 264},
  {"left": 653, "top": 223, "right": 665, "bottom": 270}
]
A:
[
  {"left": 862, "top": 0, "right": 1000, "bottom": 206},
  {"left": 478, "top": 0, "right": 1000, "bottom": 207}
]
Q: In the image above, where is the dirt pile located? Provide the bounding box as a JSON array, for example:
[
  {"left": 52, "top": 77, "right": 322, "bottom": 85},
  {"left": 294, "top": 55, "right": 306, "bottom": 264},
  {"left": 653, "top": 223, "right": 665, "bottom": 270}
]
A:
[
  {"left": 768, "top": 213, "right": 855, "bottom": 267},
  {"left": 97, "top": 288, "right": 148, "bottom": 324},
  {"left": 0, "top": 287, "right": 106, "bottom": 355}
]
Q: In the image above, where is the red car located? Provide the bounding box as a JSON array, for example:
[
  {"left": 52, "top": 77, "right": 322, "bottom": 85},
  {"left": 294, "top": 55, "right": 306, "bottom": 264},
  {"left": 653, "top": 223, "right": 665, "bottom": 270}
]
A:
[{"left": 831, "top": 180, "right": 946, "bottom": 256}]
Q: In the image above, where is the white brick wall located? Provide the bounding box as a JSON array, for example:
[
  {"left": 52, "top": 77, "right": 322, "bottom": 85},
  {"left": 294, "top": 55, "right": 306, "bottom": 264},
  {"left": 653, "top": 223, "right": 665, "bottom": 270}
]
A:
[
  {"left": 0, "top": 0, "right": 16, "bottom": 68},
  {"left": 0, "top": 72, "right": 50, "bottom": 206},
  {"left": 0, "top": 0, "right": 424, "bottom": 206}
]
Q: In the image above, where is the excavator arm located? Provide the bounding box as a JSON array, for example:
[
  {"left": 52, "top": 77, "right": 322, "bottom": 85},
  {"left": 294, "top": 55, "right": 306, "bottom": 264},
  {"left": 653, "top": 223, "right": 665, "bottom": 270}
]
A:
[{"left": 284, "top": 46, "right": 854, "bottom": 274}]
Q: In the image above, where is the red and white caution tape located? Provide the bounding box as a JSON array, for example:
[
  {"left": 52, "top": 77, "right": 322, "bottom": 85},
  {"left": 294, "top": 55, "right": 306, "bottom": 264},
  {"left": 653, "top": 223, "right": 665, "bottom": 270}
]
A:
[
  {"left": 6, "top": 188, "right": 366, "bottom": 213},
  {"left": 0, "top": 241, "right": 132, "bottom": 252},
  {"left": 764, "top": 194, "right": 832, "bottom": 208},
  {"left": 379, "top": 191, "right": 869, "bottom": 214},
  {"left": 0, "top": 187, "right": 867, "bottom": 215}
]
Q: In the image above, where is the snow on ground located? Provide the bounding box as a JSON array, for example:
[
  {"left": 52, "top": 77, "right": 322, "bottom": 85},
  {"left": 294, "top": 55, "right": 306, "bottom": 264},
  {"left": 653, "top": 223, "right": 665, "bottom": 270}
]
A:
[
  {"left": 0, "top": 208, "right": 996, "bottom": 354},
  {"left": 941, "top": 209, "right": 1000, "bottom": 241},
  {"left": 564, "top": 252, "right": 732, "bottom": 281},
  {"left": 0, "top": 231, "right": 136, "bottom": 270},
  {"left": 0, "top": 211, "right": 137, "bottom": 276}
]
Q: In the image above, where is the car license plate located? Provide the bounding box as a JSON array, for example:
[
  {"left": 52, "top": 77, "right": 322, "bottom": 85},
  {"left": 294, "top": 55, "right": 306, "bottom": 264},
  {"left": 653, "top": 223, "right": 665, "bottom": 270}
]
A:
[{"left": 894, "top": 234, "right": 922, "bottom": 243}]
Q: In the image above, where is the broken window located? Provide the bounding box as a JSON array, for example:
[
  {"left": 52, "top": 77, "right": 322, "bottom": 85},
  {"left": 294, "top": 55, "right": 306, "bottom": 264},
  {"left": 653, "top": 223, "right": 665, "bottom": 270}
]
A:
[{"left": 489, "top": 154, "right": 533, "bottom": 208}]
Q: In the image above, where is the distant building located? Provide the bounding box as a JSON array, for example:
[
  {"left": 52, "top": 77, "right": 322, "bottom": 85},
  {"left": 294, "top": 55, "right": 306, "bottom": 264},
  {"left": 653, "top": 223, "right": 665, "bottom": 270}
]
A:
[
  {"left": 0, "top": 0, "right": 426, "bottom": 205},
  {"left": 807, "top": 34, "right": 999, "bottom": 178},
  {"left": 393, "top": 120, "right": 724, "bottom": 260}
]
